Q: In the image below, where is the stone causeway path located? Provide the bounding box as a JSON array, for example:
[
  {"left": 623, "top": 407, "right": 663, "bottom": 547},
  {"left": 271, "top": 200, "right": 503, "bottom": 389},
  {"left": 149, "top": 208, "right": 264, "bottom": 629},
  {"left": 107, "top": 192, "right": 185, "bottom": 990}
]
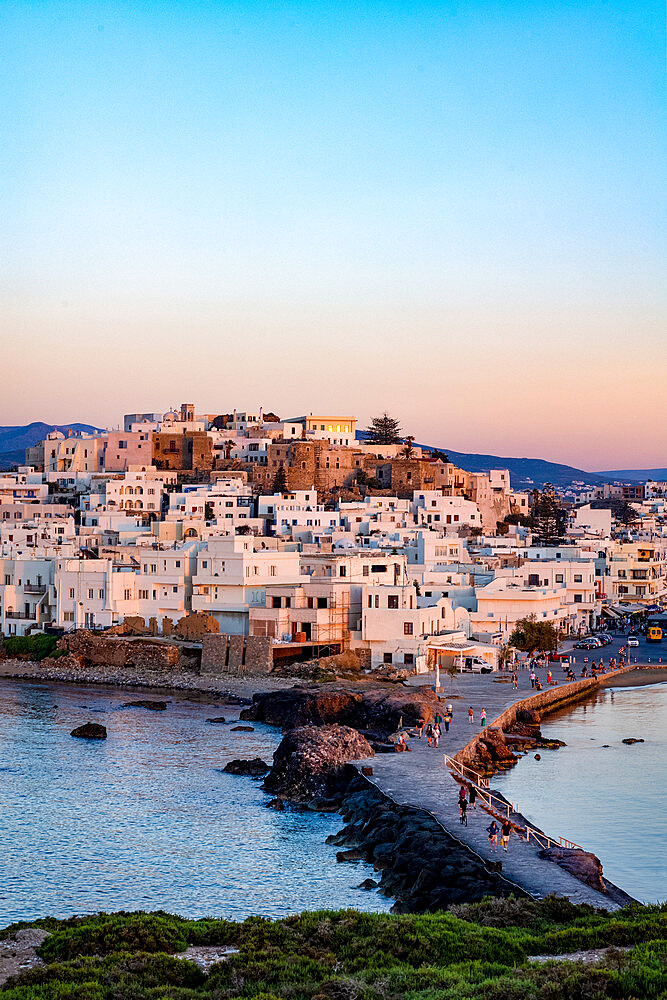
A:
[{"left": 354, "top": 667, "right": 631, "bottom": 909}]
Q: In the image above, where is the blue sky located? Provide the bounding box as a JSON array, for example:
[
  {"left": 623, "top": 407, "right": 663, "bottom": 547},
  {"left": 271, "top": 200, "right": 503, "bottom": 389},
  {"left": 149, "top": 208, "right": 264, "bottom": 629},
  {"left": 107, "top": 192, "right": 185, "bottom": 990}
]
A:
[{"left": 1, "top": 1, "right": 665, "bottom": 468}]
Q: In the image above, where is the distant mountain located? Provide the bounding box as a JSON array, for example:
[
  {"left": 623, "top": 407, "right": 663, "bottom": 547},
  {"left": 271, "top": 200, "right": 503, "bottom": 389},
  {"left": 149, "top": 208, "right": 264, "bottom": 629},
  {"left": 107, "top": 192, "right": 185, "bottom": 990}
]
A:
[
  {"left": 356, "top": 431, "right": 606, "bottom": 488},
  {"left": 0, "top": 422, "right": 104, "bottom": 470},
  {"left": 598, "top": 468, "right": 667, "bottom": 482}
]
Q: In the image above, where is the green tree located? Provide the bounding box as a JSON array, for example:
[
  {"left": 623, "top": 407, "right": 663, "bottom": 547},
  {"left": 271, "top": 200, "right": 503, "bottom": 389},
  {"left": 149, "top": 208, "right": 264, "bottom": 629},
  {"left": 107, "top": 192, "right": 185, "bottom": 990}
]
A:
[
  {"left": 272, "top": 464, "right": 287, "bottom": 493},
  {"left": 508, "top": 614, "right": 560, "bottom": 653},
  {"left": 365, "top": 412, "right": 401, "bottom": 445},
  {"left": 530, "top": 484, "right": 567, "bottom": 544},
  {"left": 432, "top": 450, "right": 450, "bottom": 463},
  {"left": 402, "top": 435, "right": 415, "bottom": 458}
]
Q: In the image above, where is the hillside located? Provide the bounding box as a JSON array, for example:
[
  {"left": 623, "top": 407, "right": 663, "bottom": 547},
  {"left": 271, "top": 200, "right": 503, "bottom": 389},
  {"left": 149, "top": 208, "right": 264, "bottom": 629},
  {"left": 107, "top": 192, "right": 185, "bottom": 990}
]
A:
[
  {"left": 599, "top": 467, "right": 667, "bottom": 482},
  {"left": 0, "top": 422, "right": 103, "bottom": 470}
]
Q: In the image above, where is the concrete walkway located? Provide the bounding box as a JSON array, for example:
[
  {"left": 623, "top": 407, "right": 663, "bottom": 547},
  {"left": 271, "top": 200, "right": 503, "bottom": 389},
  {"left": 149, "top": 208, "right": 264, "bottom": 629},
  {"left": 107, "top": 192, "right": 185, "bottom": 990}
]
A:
[{"left": 354, "top": 666, "right": 629, "bottom": 908}]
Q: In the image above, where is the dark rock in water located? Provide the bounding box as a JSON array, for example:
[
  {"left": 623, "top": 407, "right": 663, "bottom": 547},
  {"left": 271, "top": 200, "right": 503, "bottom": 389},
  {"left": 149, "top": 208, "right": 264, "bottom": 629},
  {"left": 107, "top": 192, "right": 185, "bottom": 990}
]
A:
[
  {"left": 534, "top": 753, "right": 541, "bottom": 760},
  {"left": 123, "top": 700, "right": 167, "bottom": 711},
  {"left": 621, "top": 738, "right": 645, "bottom": 745},
  {"left": 337, "top": 848, "right": 365, "bottom": 862},
  {"left": 539, "top": 846, "right": 606, "bottom": 892},
  {"left": 602, "top": 744, "right": 611, "bottom": 748},
  {"left": 266, "top": 798, "right": 285, "bottom": 810},
  {"left": 71, "top": 723, "right": 107, "bottom": 740},
  {"left": 356, "top": 878, "right": 378, "bottom": 890},
  {"left": 231, "top": 725, "right": 254, "bottom": 732},
  {"left": 223, "top": 757, "right": 270, "bottom": 777},
  {"left": 263, "top": 724, "right": 373, "bottom": 803},
  {"left": 207, "top": 717, "right": 226, "bottom": 724}
]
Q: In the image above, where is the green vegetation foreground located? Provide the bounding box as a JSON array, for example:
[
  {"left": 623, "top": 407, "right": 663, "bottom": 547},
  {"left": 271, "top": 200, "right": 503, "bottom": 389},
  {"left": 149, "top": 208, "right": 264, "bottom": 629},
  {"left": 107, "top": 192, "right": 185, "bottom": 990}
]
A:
[{"left": 1, "top": 897, "right": 666, "bottom": 1000}]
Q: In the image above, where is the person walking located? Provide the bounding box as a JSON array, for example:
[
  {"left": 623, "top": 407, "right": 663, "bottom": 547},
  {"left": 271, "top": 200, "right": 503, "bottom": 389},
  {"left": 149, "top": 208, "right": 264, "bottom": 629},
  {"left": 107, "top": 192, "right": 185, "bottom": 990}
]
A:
[
  {"left": 468, "top": 706, "right": 474, "bottom": 725},
  {"left": 480, "top": 707, "right": 487, "bottom": 728},
  {"left": 443, "top": 711, "right": 451, "bottom": 733},
  {"left": 468, "top": 784, "right": 477, "bottom": 810},
  {"left": 512, "top": 672, "right": 517, "bottom": 690},
  {"left": 433, "top": 723, "right": 441, "bottom": 748},
  {"left": 501, "top": 819, "right": 512, "bottom": 852},
  {"left": 425, "top": 723, "right": 434, "bottom": 747},
  {"left": 446, "top": 702, "right": 453, "bottom": 719},
  {"left": 459, "top": 795, "right": 468, "bottom": 826},
  {"left": 546, "top": 668, "right": 552, "bottom": 684},
  {"left": 416, "top": 718, "right": 425, "bottom": 739},
  {"left": 487, "top": 820, "right": 498, "bottom": 852},
  {"left": 530, "top": 670, "right": 536, "bottom": 689},
  {"left": 434, "top": 710, "right": 442, "bottom": 726}
]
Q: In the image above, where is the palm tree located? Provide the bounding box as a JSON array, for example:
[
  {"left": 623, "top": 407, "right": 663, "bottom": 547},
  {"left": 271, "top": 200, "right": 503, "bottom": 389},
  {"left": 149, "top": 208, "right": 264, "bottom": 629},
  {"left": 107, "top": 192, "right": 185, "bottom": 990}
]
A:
[{"left": 402, "top": 435, "right": 415, "bottom": 459}]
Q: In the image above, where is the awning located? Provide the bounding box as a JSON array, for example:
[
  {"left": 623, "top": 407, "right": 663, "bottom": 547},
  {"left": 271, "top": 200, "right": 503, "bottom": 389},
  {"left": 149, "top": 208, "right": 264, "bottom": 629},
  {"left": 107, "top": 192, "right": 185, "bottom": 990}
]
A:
[{"left": 601, "top": 606, "right": 621, "bottom": 619}]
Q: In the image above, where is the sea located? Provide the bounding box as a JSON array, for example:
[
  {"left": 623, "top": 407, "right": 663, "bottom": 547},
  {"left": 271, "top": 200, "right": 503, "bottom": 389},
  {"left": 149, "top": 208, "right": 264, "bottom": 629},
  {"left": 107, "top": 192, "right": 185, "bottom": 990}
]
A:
[
  {"left": 0, "top": 679, "right": 391, "bottom": 927},
  {"left": 492, "top": 679, "right": 667, "bottom": 904}
]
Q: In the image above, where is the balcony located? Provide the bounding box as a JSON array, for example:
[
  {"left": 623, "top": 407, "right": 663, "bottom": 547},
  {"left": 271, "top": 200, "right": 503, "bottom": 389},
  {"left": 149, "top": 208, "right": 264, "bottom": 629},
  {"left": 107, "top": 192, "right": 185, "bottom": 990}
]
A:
[
  {"left": 24, "top": 583, "right": 47, "bottom": 594},
  {"left": 5, "top": 611, "right": 35, "bottom": 620}
]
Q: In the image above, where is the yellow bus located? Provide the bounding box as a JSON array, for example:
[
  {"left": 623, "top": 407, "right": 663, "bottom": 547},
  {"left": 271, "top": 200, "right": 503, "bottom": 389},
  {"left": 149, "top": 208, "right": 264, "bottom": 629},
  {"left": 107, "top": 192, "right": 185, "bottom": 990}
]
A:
[{"left": 646, "top": 626, "right": 663, "bottom": 643}]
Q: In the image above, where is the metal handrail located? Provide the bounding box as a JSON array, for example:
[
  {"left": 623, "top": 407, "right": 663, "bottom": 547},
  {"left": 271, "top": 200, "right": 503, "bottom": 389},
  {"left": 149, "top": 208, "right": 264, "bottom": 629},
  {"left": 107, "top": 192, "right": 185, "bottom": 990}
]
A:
[
  {"left": 443, "top": 753, "right": 490, "bottom": 789},
  {"left": 443, "top": 753, "right": 583, "bottom": 848}
]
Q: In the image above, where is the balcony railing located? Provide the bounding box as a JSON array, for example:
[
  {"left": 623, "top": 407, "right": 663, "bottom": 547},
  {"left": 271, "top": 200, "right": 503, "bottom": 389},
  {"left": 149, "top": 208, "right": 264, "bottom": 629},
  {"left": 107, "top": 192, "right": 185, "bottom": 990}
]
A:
[
  {"left": 24, "top": 584, "right": 47, "bottom": 594},
  {"left": 5, "top": 611, "right": 34, "bottom": 620}
]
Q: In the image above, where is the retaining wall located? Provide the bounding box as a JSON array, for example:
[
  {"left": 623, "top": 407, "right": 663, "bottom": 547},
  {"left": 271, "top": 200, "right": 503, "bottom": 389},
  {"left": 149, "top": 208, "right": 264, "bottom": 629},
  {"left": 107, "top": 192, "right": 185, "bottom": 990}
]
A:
[{"left": 201, "top": 633, "right": 273, "bottom": 676}]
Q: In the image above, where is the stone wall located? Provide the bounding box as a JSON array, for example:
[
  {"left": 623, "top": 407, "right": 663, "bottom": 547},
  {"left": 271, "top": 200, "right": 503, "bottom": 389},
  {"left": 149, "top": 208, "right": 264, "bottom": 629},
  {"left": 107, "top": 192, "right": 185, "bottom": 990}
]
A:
[
  {"left": 59, "top": 630, "right": 181, "bottom": 672},
  {"left": 454, "top": 665, "right": 635, "bottom": 771},
  {"left": 201, "top": 632, "right": 273, "bottom": 676}
]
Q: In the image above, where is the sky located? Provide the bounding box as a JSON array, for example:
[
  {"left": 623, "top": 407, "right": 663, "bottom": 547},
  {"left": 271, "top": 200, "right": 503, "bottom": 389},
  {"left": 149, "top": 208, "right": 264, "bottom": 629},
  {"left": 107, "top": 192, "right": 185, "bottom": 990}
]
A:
[{"left": 1, "top": 1, "right": 665, "bottom": 471}]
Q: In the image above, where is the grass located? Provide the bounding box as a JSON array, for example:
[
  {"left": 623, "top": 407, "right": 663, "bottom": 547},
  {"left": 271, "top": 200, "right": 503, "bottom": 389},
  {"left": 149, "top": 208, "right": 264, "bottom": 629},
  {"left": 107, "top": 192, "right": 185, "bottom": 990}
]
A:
[{"left": 1, "top": 898, "right": 665, "bottom": 999}]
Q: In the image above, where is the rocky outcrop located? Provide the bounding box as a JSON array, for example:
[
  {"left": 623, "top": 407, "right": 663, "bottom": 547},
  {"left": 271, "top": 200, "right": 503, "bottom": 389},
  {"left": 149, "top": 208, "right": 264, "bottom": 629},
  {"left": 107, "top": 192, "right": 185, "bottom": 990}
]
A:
[
  {"left": 539, "top": 847, "right": 606, "bottom": 893},
  {"left": 621, "top": 738, "right": 644, "bottom": 745},
  {"left": 461, "top": 728, "right": 518, "bottom": 776},
  {"left": 206, "top": 716, "right": 226, "bottom": 724},
  {"left": 71, "top": 722, "right": 107, "bottom": 739},
  {"left": 241, "top": 685, "right": 441, "bottom": 735},
  {"left": 263, "top": 725, "right": 373, "bottom": 803},
  {"left": 223, "top": 758, "right": 271, "bottom": 776}
]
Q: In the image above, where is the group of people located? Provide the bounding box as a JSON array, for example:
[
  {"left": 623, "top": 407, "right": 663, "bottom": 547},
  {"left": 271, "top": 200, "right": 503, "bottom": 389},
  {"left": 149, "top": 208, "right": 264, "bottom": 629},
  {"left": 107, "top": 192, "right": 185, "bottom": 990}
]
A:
[
  {"left": 457, "top": 785, "right": 512, "bottom": 851},
  {"left": 416, "top": 704, "right": 489, "bottom": 744}
]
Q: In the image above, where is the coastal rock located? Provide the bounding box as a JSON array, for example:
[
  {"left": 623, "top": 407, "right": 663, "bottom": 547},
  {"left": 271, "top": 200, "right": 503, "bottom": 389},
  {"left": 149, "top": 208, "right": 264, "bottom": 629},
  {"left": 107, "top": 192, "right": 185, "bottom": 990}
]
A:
[
  {"left": 223, "top": 757, "right": 270, "bottom": 777},
  {"left": 241, "top": 685, "right": 441, "bottom": 735},
  {"left": 206, "top": 717, "right": 226, "bottom": 724},
  {"left": 337, "top": 848, "right": 365, "bottom": 862},
  {"left": 231, "top": 725, "right": 254, "bottom": 731},
  {"left": 263, "top": 724, "right": 373, "bottom": 802},
  {"left": 122, "top": 700, "right": 168, "bottom": 711},
  {"left": 266, "top": 797, "right": 285, "bottom": 810},
  {"left": 621, "top": 738, "right": 644, "bottom": 745},
  {"left": 71, "top": 722, "right": 107, "bottom": 739},
  {"left": 539, "top": 847, "right": 606, "bottom": 892},
  {"left": 356, "top": 878, "right": 378, "bottom": 890},
  {"left": 459, "top": 728, "right": 518, "bottom": 776},
  {"left": 534, "top": 753, "right": 541, "bottom": 760}
]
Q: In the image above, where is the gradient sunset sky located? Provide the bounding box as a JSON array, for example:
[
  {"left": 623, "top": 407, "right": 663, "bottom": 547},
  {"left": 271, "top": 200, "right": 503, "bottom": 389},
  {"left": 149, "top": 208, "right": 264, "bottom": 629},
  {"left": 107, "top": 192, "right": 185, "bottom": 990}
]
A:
[{"left": 2, "top": 1, "right": 665, "bottom": 471}]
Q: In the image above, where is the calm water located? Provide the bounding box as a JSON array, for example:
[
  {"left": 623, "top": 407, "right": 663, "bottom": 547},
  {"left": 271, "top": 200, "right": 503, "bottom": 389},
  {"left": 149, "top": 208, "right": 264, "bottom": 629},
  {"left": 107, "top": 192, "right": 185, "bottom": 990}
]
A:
[
  {"left": 493, "top": 681, "right": 667, "bottom": 903},
  {"left": 0, "top": 680, "right": 390, "bottom": 926}
]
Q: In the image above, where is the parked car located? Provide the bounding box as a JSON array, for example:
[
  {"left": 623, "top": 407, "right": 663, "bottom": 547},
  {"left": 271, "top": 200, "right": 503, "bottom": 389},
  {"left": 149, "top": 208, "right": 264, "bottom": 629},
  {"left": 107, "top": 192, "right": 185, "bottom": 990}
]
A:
[
  {"left": 547, "top": 651, "right": 570, "bottom": 661},
  {"left": 574, "top": 639, "right": 599, "bottom": 649},
  {"left": 461, "top": 657, "right": 493, "bottom": 674},
  {"left": 627, "top": 636, "right": 640, "bottom": 648}
]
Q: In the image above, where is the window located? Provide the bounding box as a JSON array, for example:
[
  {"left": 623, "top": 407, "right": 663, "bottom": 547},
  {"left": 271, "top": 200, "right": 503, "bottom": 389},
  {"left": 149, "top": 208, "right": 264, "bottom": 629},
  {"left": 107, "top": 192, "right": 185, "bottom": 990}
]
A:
[
  {"left": 123, "top": 589, "right": 132, "bottom": 600},
  {"left": 368, "top": 596, "right": 372, "bottom": 608},
  {"left": 574, "top": 594, "right": 583, "bottom": 603},
  {"left": 272, "top": 596, "right": 282, "bottom": 608},
  {"left": 63, "top": 611, "right": 74, "bottom": 622},
  {"left": 574, "top": 574, "right": 583, "bottom": 583},
  {"left": 99, "top": 589, "right": 104, "bottom": 599},
  {"left": 339, "top": 565, "right": 346, "bottom": 577},
  {"left": 175, "top": 560, "right": 181, "bottom": 568},
  {"left": 374, "top": 594, "right": 379, "bottom": 608},
  {"left": 383, "top": 652, "right": 392, "bottom": 664},
  {"left": 404, "top": 653, "right": 414, "bottom": 665},
  {"left": 139, "top": 589, "right": 149, "bottom": 600},
  {"left": 362, "top": 565, "right": 369, "bottom": 577},
  {"left": 371, "top": 564, "right": 387, "bottom": 573},
  {"left": 118, "top": 440, "right": 127, "bottom": 449},
  {"left": 403, "top": 622, "right": 413, "bottom": 635},
  {"left": 68, "top": 588, "right": 74, "bottom": 599},
  {"left": 388, "top": 595, "right": 399, "bottom": 609},
  {"left": 555, "top": 574, "right": 564, "bottom": 583},
  {"left": 317, "top": 597, "right": 328, "bottom": 609},
  {"left": 202, "top": 560, "right": 208, "bottom": 569}
]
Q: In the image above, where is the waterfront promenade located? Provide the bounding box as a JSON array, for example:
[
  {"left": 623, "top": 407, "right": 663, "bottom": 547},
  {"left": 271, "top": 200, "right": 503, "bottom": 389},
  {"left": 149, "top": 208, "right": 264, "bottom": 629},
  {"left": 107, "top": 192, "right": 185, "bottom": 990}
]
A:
[{"left": 354, "top": 666, "right": 652, "bottom": 908}]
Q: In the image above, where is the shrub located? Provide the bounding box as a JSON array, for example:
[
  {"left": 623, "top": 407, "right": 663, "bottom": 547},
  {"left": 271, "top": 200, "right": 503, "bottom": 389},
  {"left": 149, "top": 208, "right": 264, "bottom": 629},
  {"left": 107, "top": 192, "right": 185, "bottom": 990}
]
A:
[{"left": 4, "top": 634, "right": 57, "bottom": 661}]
